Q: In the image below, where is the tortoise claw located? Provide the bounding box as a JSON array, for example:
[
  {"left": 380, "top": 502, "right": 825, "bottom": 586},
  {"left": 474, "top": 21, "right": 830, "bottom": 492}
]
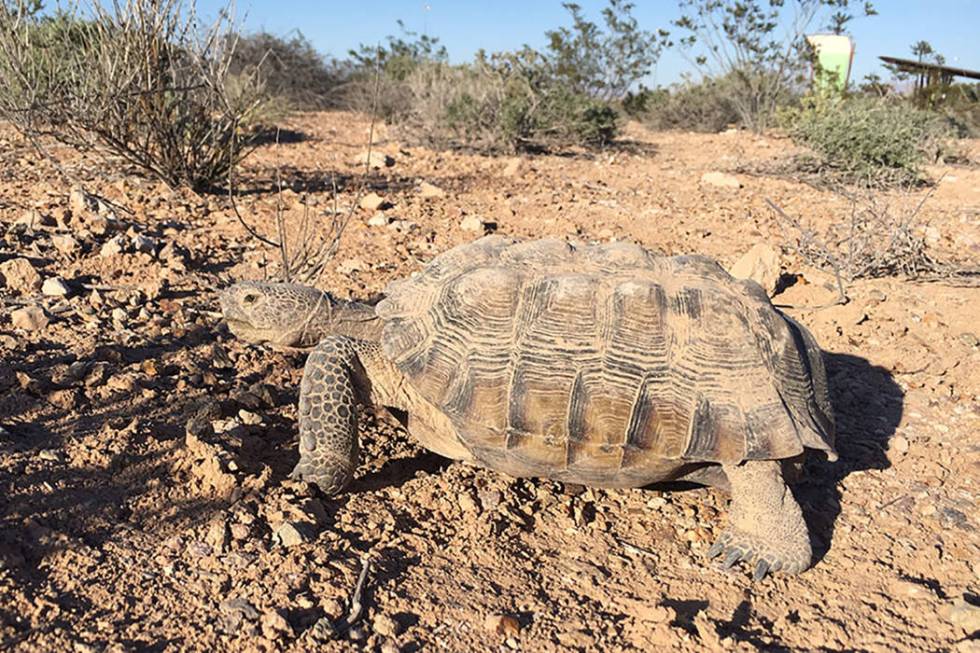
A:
[{"left": 753, "top": 559, "right": 771, "bottom": 581}]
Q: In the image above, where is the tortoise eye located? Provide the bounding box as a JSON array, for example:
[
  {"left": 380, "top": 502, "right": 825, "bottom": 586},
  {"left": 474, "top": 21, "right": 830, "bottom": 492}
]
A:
[{"left": 243, "top": 293, "right": 258, "bottom": 305}]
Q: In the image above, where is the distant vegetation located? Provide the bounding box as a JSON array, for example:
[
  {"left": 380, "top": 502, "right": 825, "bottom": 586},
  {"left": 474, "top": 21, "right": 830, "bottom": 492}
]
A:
[{"left": 0, "top": 0, "right": 975, "bottom": 190}]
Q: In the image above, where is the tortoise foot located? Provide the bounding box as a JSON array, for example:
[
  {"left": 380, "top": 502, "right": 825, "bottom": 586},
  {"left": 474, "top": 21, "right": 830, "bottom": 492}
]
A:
[{"left": 708, "top": 529, "right": 808, "bottom": 580}]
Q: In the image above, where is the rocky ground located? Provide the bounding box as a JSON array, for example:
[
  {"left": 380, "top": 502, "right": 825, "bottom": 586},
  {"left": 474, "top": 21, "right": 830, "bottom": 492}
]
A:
[{"left": 1, "top": 112, "right": 978, "bottom": 652}]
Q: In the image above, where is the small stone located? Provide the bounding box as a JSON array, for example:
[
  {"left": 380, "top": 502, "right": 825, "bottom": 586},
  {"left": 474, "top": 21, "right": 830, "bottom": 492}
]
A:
[
  {"left": 484, "top": 614, "right": 521, "bottom": 636},
  {"left": 0, "top": 258, "right": 42, "bottom": 294},
  {"left": 260, "top": 610, "right": 294, "bottom": 640},
  {"left": 100, "top": 234, "right": 128, "bottom": 257},
  {"left": 238, "top": 409, "right": 262, "bottom": 425},
  {"left": 131, "top": 233, "right": 157, "bottom": 254},
  {"left": 729, "top": 244, "right": 780, "bottom": 295},
  {"left": 206, "top": 517, "right": 229, "bottom": 553},
  {"left": 274, "top": 521, "right": 311, "bottom": 547},
  {"left": 51, "top": 234, "right": 80, "bottom": 255},
  {"left": 700, "top": 171, "right": 742, "bottom": 190},
  {"left": 336, "top": 258, "right": 367, "bottom": 275},
  {"left": 354, "top": 151, "right": 395, "bottom": 169},
  {"left": 16, "top": 209, "right": 54, "bottom": 229},
  {"left": 502, "top": 158, "right": 524, "bottom": 177},
  {"left": 418, "top": 181, "right": 446, "bottom": 199},
  {"left": 10, "top": 306, "right": 48, "bottom": 331},
  {"left": 460, "top": 214, "right": 495, "bottom": 233},
  {"left": 69, "top": 186, "right": 100, "bottom": 217},
  {"left": 41, "top": 277, "right": 70, "bottom": 297},
  {"left": 636, "top": 604, "right": 672, "bottom": 623},
  {"left": 367, "top": 212, "right": 390, "bottom": 227},
  {"left": 891, "top": 435, "right": 909, "bottom": 455},
  {"left": 944, "top": 597, "right": 980, "bottom": 634},
  {"left": 960, "top": 332, "right": 979, "bottom": 348},
  {"left": 111, "top": 307, "right": 128, "bottom": 325},
  {"left": 459, "top": 493, "right": 478, "bottom": 513},
  {"left": 230, "top": 523, "right": 250, "bottom": 540},
  {"left": 372, "top": 614, "right": 401, "bottom": 638},
  {"left": 359, "top": 193, "right": 389, "bottom": 211}
]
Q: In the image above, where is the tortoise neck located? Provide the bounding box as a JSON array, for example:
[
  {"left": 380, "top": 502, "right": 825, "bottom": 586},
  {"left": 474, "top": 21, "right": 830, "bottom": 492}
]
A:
[{"left": 325, "top": 299, "right": 384, "bottom": 342}]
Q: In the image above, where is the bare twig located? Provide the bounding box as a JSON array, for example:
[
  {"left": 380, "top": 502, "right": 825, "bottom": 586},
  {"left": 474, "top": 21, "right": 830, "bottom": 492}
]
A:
[{"left": 331, "top": 555, "right": 372, "bottom": 634}]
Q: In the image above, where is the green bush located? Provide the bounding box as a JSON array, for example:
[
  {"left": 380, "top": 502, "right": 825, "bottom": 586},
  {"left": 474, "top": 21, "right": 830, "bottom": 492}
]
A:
[
  {"left": 229, "top": 31, "right": 346, "bottom": 110},
  {"left": 627, "top": 76, "right": 741, "bottom": 133},
  {"left": 0, "top": 1, "right": 271, "bottom": 191},
  {"left": 780, "top": 95, "right": 952, "bottom": 185},
  {"left": 393, "top": 51, "right": 618, "bottom": 153}
]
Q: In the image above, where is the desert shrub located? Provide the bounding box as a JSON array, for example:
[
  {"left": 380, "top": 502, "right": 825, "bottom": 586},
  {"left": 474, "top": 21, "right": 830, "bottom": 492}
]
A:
[
  {"left": 230, "top": 30, "right": 346, "bottom": 110},
  {"left": 673, "top": 0, "right": 877, "bottom": 132},
  {"left": 628, "top": 75, "right": 741, "bottom": 132},
  {"left": 0, "top": 0, "right": 271, "bottom": 191},
  {"left": 780, "top": 95, "right": 952, "bottom": 185},
  {"left": 393, "top": 51, "right": 618, "bottom": 153}
]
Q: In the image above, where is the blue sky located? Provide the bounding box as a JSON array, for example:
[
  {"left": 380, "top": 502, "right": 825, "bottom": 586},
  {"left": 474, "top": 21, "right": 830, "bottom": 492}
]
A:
[{"left": 202, "top": 1, "right": 980, "bottom": 86}]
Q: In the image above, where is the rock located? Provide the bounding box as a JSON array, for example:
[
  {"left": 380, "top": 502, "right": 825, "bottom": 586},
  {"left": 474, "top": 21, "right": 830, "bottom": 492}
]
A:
[
  {"left": 367, "top": 212, "right": 390, "bottom": 227},
  {"left": 16, "top": 209, "right": 54, "bottom": 229},
  {"left": 729, "top": 243, "right": 780, "bottom": 295},
  {"left": 355, "top": 151, "right": 395, "bottom": 169},
  {"left": 460, "top": 215, "right": 496, "bottom": 233},
  {"left": 944, "top": 597, "right": 980, "bottom": 634},
  {"left": 51, "top": 234, "right": 80, "bottom": 255},
  {"left": 372, "top": 614, "right": 401, "bottom": 638},
  {"left": 10, "top": 306, "right": 48, "bottom": 331},
  {"left": 274, "top": 521, "right": 312, "bottom": 547},
  {"left": 111, "top": 307, "right": 128, "bottom": 325},
  {"left": 238, "top": 409, "right": 262, "bottom": 426},
  {"left": 418, "top": 181, "right": 446, "bottom": 199},
  {"left": 891, "top": 435, "right": 909, "bottom": 455},
  {"left": 69, "top": 186, "right": 100, "bottom": 218},
  {"left": 359, "top": 193, "right": 390, "bottom": 211},
  {"left": 484, "top": 614, "right": 521, "bottom": 637},
  {"left": 336, "top": 258, "right": 367, "bottom": 275},
  {"left": 502, "top": 158, "right": 524, "bottom": 177},
  {"left": 0, "top": 258, "right": 42, "bottom": 294},
  {"left": 100, "top": 234, "right": 129, "bottom": 257},
  {"left": 700, "top": 171, "right": 742, "bottom": 190},
  {"left": 131, "top": 233, "right": 157, "bottom": 254},
  {"left": 458, "top": 493, "right": 478, "bottom": 513},
  {"left": 205, "top": 517, "right": 229, "bottom": 553},
  {"left": 41, "top": 277, "right": 70, "bottom": 297},
  {"left": 260, "top": 610, "right": 294, "bottom": 640}
]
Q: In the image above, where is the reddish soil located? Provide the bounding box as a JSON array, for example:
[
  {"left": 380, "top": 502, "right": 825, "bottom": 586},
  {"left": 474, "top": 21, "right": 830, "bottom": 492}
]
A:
[{"left": 1, "top": 112, "right": 978, "bottom": 652}]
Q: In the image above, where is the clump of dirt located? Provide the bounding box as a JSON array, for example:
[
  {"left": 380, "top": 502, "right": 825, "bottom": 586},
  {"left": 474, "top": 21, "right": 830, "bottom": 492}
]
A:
[{"left": 1, "top": 113, "right": 978, "bottom": 652}]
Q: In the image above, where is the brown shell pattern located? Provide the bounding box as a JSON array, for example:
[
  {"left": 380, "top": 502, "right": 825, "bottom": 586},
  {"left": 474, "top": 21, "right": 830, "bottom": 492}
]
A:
[{"left": 377, "top": 236, "right": 835, "bottom": 486}]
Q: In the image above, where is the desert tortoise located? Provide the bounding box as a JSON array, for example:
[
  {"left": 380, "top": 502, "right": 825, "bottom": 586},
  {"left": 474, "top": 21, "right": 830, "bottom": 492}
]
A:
[{"left": 219, "top": 236, "right": 836, "bottom": 580}]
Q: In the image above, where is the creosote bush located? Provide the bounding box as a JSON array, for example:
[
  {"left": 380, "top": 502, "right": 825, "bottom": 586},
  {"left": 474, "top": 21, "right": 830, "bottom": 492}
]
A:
[
  {"left": 625, "top": 75, "right": 741, "bottom": 133},
  {"left": 0, "top": 0, "right": 272, "bottom": 191},
  {"left": 780, "top": 94, "right": 952, "bottom": 186}
]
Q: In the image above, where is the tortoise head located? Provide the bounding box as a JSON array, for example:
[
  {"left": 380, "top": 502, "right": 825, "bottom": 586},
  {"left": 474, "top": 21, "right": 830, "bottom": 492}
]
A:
[{"left": 219, "top": 281, "right": 336, "bottom": 347}]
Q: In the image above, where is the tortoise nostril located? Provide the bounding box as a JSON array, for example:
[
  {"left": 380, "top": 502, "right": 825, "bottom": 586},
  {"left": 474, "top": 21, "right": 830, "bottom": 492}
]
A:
[{"left": 243, "top": 293, "right": 258, "bottom": 305}]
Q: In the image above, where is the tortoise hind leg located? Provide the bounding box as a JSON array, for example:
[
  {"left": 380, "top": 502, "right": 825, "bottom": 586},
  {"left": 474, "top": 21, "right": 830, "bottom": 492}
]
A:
[
  {"left": 292, "top": 336, "right": 362, "bottom": 494},
  {"left": 708, "top": 460, "right": 811, "bottom": 580}
]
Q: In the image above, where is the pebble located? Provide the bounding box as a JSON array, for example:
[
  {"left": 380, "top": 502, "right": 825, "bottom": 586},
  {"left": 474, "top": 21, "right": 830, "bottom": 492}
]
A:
[
  {"left": 891, "top": 435, "right": 909, "bottom": 455},
  {"left": 700, "top": 171, "right": 742, "bottom": 190},
  {"left": 260, "top": 610, "right": 294, "bottom": 639},
  {"left": 41, "top": 277, "right": 70, "bottom": 297},
  {"left": 10, "top": 306, "right": 48, "bottom": 331},
  {"left": 100, "top": 234, "right": 128, "bottom": 257},
  {"left": 460, "top": 215, "right": 491, "bottom": 233},
  {"left": 238, "top": 409, "right": 262, "bottom": 425},
  {"left": 205, "top": 517, "right": 229, "bottom": 553},
  {"left": 502, "top": 158, "right": 524, "bottom": 177},
  {"left": 484, "top": 613, "right": 521, "bottom": 636},
  {"left": 367, "top": 212, "right": 390, "bottom": 227},
  {"left": 51, "top": 234, "right": 80, "bottom": 255},
  {"left": 359, "top": 192, "right": 389, "bottom": 211},
  {"left": 274, "top": 521, "right": 312, "bottom": 547},
  {"left": 354, "top": 150, "right": 395, "bottom": 169},
  {"left": 111, "top": 308, "right": 128, "bottom": 326},
  {"left": 0, "top": 257, "right": 42, "bottom": 293},
  {"left": 418, "top": 181, "right": 446, "bottom": 199},
  {"left": 372, "top": 613, "right": 401, "bottom": 638}
]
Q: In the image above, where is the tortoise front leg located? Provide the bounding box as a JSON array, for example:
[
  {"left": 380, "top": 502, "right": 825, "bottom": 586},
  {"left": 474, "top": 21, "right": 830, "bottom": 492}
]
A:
[
  {"left": 292, "top": 336, "right": 362, "bottom": 494},
  {"left": 708, "top": 460, "right": 812, "bottom": 580}
]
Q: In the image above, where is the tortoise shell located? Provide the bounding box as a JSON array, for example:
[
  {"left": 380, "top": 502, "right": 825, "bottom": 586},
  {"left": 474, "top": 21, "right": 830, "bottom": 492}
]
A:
[{"left": 376, "top": 236, "right": 835, "bottom": 487}]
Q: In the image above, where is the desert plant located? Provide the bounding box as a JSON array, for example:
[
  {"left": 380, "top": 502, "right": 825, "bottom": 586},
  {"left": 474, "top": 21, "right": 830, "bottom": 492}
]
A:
[
  {"left": 393, "top": 50, "right": 618, "bottom": 153},
  {"left": 0, "top": 0, "right": 272, "bottom": 191},
  {"left": 629, "top": 74, "right": 741, "bottom": 132},
  {"left": 230, "top": 30, "right": 347, "bottom": 110},
  {"left": 673, "top": 0, "right": 877, "bottom": 131},
  {"left": 545, "top": 0, "right": 669, "bottom": 102},
  {"left": 768, "top": 188, "right": 942, "bottom": 292},
  {"left": 780, "top": 94, "right": 952, "bottom": 185}
]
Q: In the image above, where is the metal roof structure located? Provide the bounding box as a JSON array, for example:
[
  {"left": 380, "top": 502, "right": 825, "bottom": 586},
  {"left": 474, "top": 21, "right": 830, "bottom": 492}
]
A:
[{"left": 878, "top": 56, "right": 980, "bottom": 83}]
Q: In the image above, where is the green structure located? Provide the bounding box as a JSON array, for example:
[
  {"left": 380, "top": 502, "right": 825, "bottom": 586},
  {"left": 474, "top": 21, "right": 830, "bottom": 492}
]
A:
[{"left": 806, "top": 34, "right": 855, "bottom": 92}]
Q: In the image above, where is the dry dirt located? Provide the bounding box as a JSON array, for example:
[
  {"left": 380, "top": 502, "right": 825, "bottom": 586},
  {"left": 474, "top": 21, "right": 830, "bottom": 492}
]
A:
[{"left": 1, "top": 112, "right": 978, "bottom": 653}]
